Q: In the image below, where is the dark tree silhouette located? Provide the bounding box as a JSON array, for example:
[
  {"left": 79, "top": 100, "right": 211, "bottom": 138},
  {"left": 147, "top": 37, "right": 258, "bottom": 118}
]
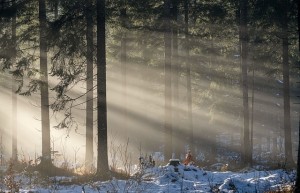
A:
[
  {"left": 39, "top": 0, "right": 52, "bottom": 167},
  {"left": 11, "top": 0, "right": 17, "bottom": 162},
  {"left": 164, "top": 0, "right": 173, "bottom": 161},
  {"left": 239, "top": 0, "right": 251, "bottom": 166},
  {"left": 120, "top": 0, "right": 128, "bottom": 137},
  {"left": 184, "top": 0, "right": 194, "bottom": 155},
  {"left": 281, "top": 0, "right": 294, "bottom": 168},
  {"left": 296, "top": 0, "right": 300, "bottom": 190},
  {"left": 171, "top": 0, "right": 180, "bottom": 158},
  {"left": 96, "top": 0, "right": 109, "bottom": 177},
  {"left": 85, "top": 0, "right": 94, "bottom": 170}
]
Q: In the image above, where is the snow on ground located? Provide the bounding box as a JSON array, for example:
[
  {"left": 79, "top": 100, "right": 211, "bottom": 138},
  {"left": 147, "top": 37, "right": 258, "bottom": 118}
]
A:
[{"left": 1, "top": 164, "right": 295, "bottom": 193}]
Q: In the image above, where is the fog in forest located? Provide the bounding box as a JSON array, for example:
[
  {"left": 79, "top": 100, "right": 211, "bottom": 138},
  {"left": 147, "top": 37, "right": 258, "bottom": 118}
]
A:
[{"left": 0, "top": 25, "right": 298, "bottom": 170}]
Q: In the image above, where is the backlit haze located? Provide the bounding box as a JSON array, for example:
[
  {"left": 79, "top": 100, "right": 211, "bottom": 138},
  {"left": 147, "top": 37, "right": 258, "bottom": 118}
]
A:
[{"left": 0, "top": 24, "right": 299, "bottom": 170}]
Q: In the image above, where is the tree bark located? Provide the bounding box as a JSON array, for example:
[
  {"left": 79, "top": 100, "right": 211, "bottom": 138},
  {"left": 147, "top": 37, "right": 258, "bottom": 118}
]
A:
[
  {"left": 164, "top": 0, "right": 173, "bottom": 161},
  {"left": 250, "top": 66, "right": 254, "bottom": 163},
  {"left": 184, "top": 0, "right": 194, "bottom": 154},
  {"left": 11, "top": 0, "right": 17, "bottom": 162},
  {"left": 239, "top": 0, "right": 251, "bottom": 166},
  {"left": 281, "top": 0, "right": 294, "bottom": 167},
  {"left": 0, "top": 134, "right": 3, "bottom": 165},
  {"left": 171, "top": 0, "right": 179, "bottom": 158},
  {"left": 96, "top": 0, "right": 109, "bottom": 177},
  {"left": 296, "top": 118, "right": 300, "bottom": 191},
  {"left": 39, "top": 0, "right": 51, "bottom": 167},
  {"left": 295, "top": 0, "right": 300, "bottom": 189},
  {"left": 85, "top": 0, "right": 94, "bottom": 171},
  {"left": 120, "top": 1, "right": 127, "bottom": 137}
]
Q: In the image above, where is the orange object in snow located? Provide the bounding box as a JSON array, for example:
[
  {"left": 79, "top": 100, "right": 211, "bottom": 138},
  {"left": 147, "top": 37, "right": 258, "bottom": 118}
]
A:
[{"left": 183, "top": 151, "right": 194, "bottom": 165}]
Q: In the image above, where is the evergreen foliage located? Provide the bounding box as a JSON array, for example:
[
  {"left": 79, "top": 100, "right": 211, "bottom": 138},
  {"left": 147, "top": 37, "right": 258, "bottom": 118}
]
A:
[{"left": 0, "top": 0, "right": 299, "bottom": 176}]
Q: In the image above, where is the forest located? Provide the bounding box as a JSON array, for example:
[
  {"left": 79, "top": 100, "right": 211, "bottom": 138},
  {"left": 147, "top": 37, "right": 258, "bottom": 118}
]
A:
[{"left": 0, "top": 0, "right": 300, "bottom": 192}]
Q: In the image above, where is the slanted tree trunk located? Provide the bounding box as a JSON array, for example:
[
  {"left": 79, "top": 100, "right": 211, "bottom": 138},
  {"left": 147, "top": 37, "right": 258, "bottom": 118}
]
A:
[
  {"left": 85, "top": 0, "right": 94, "bottom": 171},
  {"left": 281, "top": 0, "right": 294, "bottom": 168},
  {"left": 239, "top": 0, "right": 251, "bottom": 166},
  {"left": 184, "top": 0, "right": 194, "bottom": 154},
  {"left": 164, "top": 0, "right": 173, "bottom": 161},
  {"left": 11, "top": 0, "right": 17, "bottom": 162},
  {"left": 96, "top": 0, "right": 109, "bottom": 177},
  {"left": 39, "top": 0, "right": 52, "bottom": 167}
]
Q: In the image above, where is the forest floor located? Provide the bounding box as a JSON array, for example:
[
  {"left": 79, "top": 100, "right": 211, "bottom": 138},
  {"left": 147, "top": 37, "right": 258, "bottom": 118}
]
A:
[{"left": 0, "top": 163, "right": 296, "bottom": 192}]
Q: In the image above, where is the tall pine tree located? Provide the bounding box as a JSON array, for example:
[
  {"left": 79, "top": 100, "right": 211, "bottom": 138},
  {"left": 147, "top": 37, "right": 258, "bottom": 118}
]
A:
[
  {"left": 281, "top": 0, "right": 294, "bottom": 167},
  {"left": 11, "top": 0, "right": 17, "bottom": 162},
  {"left": 85, "top": 0, "right": 94, "bottom": 171},
  {"left": 39, "top": 0, "right": 52, "bottom": 168},
  {"left": 239, "top": 0, "right": 251, "bottom": 166},
  {"left": 96, "top": 0, "right": 109, "bottom": 177},
  {"left": 164, "top": 0, "right": 173, "bottom": 161}
]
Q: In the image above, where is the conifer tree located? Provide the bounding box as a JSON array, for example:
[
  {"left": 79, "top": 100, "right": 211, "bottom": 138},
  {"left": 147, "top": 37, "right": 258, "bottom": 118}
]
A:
[
  {"left": 11, "top": 0, "right": 17, "bottom": 162},
  {"left": 281, "top": 0, "right": 294, "bottom": 167},
  {"left": 96, "top": 0, "right": 109, "bottom": 177},
  {"left": 297, "top": 2, "right": 300, "bottom": 187},
  {"left": 39, "top": 0, "right": 52, "bottom": 167},
  {"left": 164, "top": 0, "right": 173, "bottom": 161},
  {"left": 184, "top": 0, "right": 194, "bottom": 154},
  {"left": 239, "top": 0, "right": 251, "bottom": 166},
  {"left": 85, "top": 0, "right": 94, "bottom": 171},
  {"left": 120, "top": 0, "right": 128, "bottom": 137},
  {"left": 171, "top": 0, "right": 179, "bottom": 157}
]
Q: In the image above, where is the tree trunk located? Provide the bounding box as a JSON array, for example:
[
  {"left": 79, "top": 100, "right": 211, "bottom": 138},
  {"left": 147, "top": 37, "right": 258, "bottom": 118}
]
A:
[
  {"left": 208, "top": 132, "right": 217, "bottom": 164},
  {"left": 0, "top": 134, "right": 3, "bottom": 165},
  {"left": 164, "top": 0, "right": 173, "bottom": 161},
  {"left": 39, "top": 0, "right": 51, "bottom": 167},
  {"left": 239, "top": 0, "right": 251, "bottom": 166},
  {"left": 296, "top": 117, "right": 300, "bottom": 191},
  {"left": 267, "top": 128, "right": 271, "bottom": 152},
  {"left": 85, "top": 0, "right": 94, "bottom": 171},
  {"left": 295, "top": 0, "right": 300, "bottom": 189},
  {"left": 96, "top": 0, "right": 109, "bottom": 177},
  {"left": 11, "top": 0, "right": 17, "bottom": 162},
  {"left": 281, "top": 0, "right": 294, "bottom": 167},
  {"left": 171, "top": 0, "right": 179, "bottom": 158},
  {"left": 250, "top": 66, "right": 254, "bottom": 163},
  {"left": 272, "top": 130, "right": 278, "bottom": 159},
  {"left": 120, "top": 1, "right": 127, "bottom": 138},
  {"left": 184, "top": 0, "right": 194, "bottom": 154}
]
